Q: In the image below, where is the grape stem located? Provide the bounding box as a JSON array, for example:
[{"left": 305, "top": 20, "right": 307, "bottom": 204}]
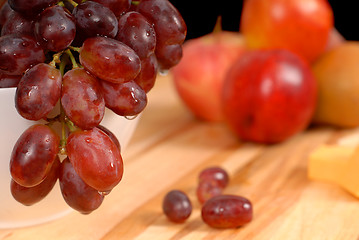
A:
[
  {"left": 65, "top": 49, "right": 80, "bottom": 69},
  {"left": 131, "top": 1, "right": 140, "bottom": 6},
  {"left": 65, "top": 0, "right": 78, "bottom": 8},
  {"left": 49, "top": 51, "right": 63, "bottom": 68}
]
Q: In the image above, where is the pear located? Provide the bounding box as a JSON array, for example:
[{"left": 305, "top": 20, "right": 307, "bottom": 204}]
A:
[{"left": 312, "top": 41, "right": 359, "bottom": 127}]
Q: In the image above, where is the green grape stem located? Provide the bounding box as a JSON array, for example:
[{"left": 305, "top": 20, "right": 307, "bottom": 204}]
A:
[
  {"left": 65, "top": 0, "right": 78, "bottom": 8},
  {"left": 65, "top": 49, "right": 80, "bottom": 69}
]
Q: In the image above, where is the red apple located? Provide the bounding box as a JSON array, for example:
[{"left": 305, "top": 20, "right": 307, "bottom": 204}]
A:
[
  {"left": 171, "top": 31, "right": 247, "bottom": 122},
  {"left": 222, "top": 49, "right": 317, "bottom": 144},
  {"left": 240, "top": 0, "right": 334, "bottom": 63}
]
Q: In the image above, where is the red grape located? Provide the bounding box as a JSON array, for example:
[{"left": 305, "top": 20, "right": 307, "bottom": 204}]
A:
[
  {"left": 8, "top": 0, "right": 60, "bottom": 17},
  {"left": 201, "top": 195, "right": 253, "bottom": 228},
  {"left": 196, "top": 181, "right": 223, "bottom": 205},
  {"left": 116, "top": 11, "right": 156, "bottom": 59},
  {"left": 73, "top": 1, "right": 118, "bottom": 41},
  {"left": 1, "top": 10, "right": 34, "bottom": 37},
  {"left": 97, "top": 125, "right": 121, "bottom": 151},
  {"left": 154, "top": 43, "right": 183, "bottom": 70},
  {"left": 0, "top": 72, "right": 21, "bottom": 87},
  {"left": 198, "top": 167, "right": 229, "bottom": 189},
  {"left": 100, "top": 80, "right": 147, "bottom": 117},
  {"left": 11, "top": 156, "right": 60, "bottom": 206},
  {"left": 0, "top": 2, "right": 14, "bottom": 28},
  {"left": 15, "top": 63, "right": 62, "bottom": 121},
  {"left": 59, "top": 158, "right": 104, "bottom": 214},
  {"left": 162, "top": 190, "right": 192, "bottom": 223},
  {"left": 10, "top": 124, "right": 60, "bottom": 187},
  {"left": 91, "top": 0, "right": 130, "bottom": 17},
  {"left": 66, "top": 127, "right": 123, "bottom": 192},
  {"left": 80, "top": 36, "right": 141, "bottom": 84},
  {"left": 0, "top": 34, "right": 45, "bottom": 75},
  {"left": 61, "top": 68, "right": 105, "bottom": 130},
  {"left": 134, "top": 53, "right": 158, "bottom": 93},
  {"left": 34, "top": 5, "right": 76, "bottom": 52},
  {"left": 137, "top": 0, "right": 186, "bottom": 70}
]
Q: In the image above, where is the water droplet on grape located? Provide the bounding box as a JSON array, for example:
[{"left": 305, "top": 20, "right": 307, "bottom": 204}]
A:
[
  {"left": 159, "top": 69, "right": 169, "bottom": 76},
  {"left": 125, "top": 115, "right": 138, "bottom": 120},
  {"left": 98, "top": 190, "right": 111, "bottom": 196}
]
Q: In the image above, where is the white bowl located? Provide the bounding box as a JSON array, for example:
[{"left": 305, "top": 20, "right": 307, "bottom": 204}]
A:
[{"left": 0, "top": 87, "right": 140, "bottom": 229}]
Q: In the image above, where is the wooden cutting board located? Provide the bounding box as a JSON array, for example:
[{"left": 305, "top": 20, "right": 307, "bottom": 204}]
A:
[{"left": 1, "top": 74, "right": 359, "bottom": 240}]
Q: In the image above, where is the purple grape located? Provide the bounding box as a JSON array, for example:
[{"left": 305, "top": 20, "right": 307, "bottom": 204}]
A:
[
  {"left": 15, "top": 63, "right": 62, "bottom": 120},
  {"left": 73, "top": 1, "right": 118, "bottom": 42},
  {"left": 61, "top": 68, "right": 105, "bottom": 130},
  {"left": 0, "top": 2, "right": 14, "bottom": 28},
  {"left": 11, "top": 156, "right": 60, "bottom": 206},
  {"left": 100, "top": 80, "right": 147, "bottom": 117},
  {"left": 80, "top": 36, "right": 141, "bottom": 83},
  {"left": 0, "top": 72, "right": 21, "bottom": 87},
  {"left": 116, "top": 11, "right": 156, "bottom": 59},
  {"left": 91, "top": 0, "right": 131, "bottom": 17},
  {"left": 201, "top": 195, "right": 253, "bottom": 228},
  {"left": 134, "top": 53, "right": 158, "bottom": 93},
  {"left": 10, "top": 124, "right": 60, "bottom": 187},
  {"left": 1, "top": 8, "right": 33, "bottom": 36},
  {"left": 59, "top": 158, "right": 104, "bottom": 214},
  {"left": 8, "top": 0, "right": 60, "bottom": 17},
  {"left": 0, "top": 34, "right": 45, "bottom": 75},
  {"left": 162, "top": 190, "right": 192, "bottom": 223},
  {"left": 34, "top": 5, "right": 76, "bottom": 51}
]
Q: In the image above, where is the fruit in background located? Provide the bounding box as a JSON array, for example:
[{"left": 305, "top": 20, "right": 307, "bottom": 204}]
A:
[
  {"left": 240, "top": 0, "right": 334, "bottom": 63},
  {"left": 171, "top": 31, "right": 247, "bottom": 122},
  {"left": 312, "top": 42, "right": 359, "bottom": 127},
  {"left": 325, "top": 28, "right": 346, "bottom": 51},
  {"left": 222, "top": 49, "right": 317, "bottom": 144}
]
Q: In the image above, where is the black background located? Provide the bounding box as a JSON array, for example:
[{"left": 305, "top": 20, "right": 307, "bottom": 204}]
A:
[{"left": 169, "top": 0, "right": 359, "bottom": 41}]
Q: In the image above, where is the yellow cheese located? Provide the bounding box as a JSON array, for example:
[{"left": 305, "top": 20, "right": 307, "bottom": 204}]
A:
[
  {"left": 340, "top": 147, "right": 359, "bottom": 197},
  {"left": 308, "top": 144, "right": 355, "bottom": 184}
]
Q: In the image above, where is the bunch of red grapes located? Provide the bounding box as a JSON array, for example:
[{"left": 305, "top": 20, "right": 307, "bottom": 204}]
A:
[{"left": 0, "top": 0, "right": 186, "bottom": 214}]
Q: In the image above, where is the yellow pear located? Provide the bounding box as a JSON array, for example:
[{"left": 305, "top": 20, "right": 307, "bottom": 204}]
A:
[{"left": 312, "top": 41, "right": 359, "bottom": 127}]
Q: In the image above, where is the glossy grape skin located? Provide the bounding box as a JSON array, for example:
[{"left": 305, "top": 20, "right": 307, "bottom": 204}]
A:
[
  {"left": 0, "top": 34, "right": 45, "bottom": 75},
  {"left": 199, "top": 167, "right": 229, "bottom": 189},
  {"left": 11, "top": 156, "right": 60, "bottom": 206},
  {"left": 59, "top": 158, "right": 104, "bottom": 214},
  {"left": 1, "top": 10, "right": 34, "bottom": 37},
  {"left": 116, "top": 11, "right": 156, "bottom": 59},
  {"left": 61, "top": 68, "right": 105, "bottom": 130},
  {"left": 91, "top": 0, "right": 130, "bottom": 17},
  {"left": 137, "top": 0, "right": 186, "bottom": 45},
  {"left": 0, "top": 72, "right": 21, "bottom": 87},
  {"left": 73, "top": 1, "right": 118, "bottom": 41},
  {"left": 10, "top": 124, "right": 60, "bottom": 187},
  {"left": 196, "top": 181, "right": 223, "bottom": 205},
  {"left": 162, "top": 190, "right": 192, "bottom": 223},
  {"left": 8, "top": 0, "right": 60, "bottom": 17},
  {"left": 201, "top": 195, "right": 253, "bottom": 228},
  {"left": 97, "top": 125, "right": 121, "bottom": 151},
  {"left": 80, "top": 36, "right": 141, "bottom": 84},
  {"left": 34, "top": 5, "right": 76, "bottom": 52},
  {"left": 0, "top": 2, "right": 14, "bottom": 28},
  {"left": 66, "top": 127, "right": 123, "bottom": 192},
  {"left": 155, "top": 43, "right": 183, "bottom": 70},
  {"left": 134, "top": 53, "right": 158, "bottom": 93},
  {"left": 137, "top": 0, "right": 186, "bottom": 69},
  {"left": 15, "top": 63, "right": 62, "bottom": 121},
  {"left": 100, "top": 80, "right": 147, "bottom": 117}
]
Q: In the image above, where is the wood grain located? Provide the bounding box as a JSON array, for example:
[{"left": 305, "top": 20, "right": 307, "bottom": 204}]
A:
[{"left": 1, "top": 74, "right": 358, "bottom": 240}]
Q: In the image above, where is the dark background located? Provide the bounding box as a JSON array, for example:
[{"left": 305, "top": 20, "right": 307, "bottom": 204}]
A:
[{"left": 169, "top": 0, "right": 358, "bottom": 41}]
